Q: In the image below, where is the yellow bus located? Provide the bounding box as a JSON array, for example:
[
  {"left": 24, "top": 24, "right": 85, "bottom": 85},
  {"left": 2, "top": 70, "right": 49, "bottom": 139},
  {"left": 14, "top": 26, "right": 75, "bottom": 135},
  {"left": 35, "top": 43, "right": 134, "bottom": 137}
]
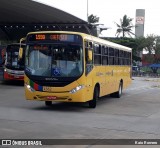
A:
[{"left": 21, "top": 31, "right": 132, "bottom": 108}]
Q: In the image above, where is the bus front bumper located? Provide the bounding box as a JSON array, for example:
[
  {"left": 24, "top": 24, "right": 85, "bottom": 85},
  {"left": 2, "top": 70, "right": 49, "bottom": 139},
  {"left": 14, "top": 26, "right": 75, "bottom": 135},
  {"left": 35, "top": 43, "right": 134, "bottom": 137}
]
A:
[
  {"left": 25, "top": 84, "right": 86, "bottom": 103},
  {"left": 4, "top": 71, "right": 24, "bottom": 80}
]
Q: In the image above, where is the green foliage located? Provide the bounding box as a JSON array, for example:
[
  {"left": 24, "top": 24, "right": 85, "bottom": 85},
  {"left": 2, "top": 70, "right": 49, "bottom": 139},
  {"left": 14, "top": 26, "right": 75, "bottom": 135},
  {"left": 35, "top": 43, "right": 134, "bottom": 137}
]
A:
[
  {"left": 154, "top": 36, "right": 160, "bottom": 63},
  {"left": 142, "top": 35, "right": 160, "bottom": 64},
  {"left": 143, "top": 34, "right": 155, "bottom": 54},
  {"left": 115, "top": 15, "right": 135, "bottom": 37}
]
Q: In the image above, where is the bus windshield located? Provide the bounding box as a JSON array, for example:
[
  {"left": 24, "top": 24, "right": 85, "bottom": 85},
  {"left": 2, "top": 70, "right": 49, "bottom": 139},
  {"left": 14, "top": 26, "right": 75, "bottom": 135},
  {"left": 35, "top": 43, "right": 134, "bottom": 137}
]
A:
[
  {"left": 5, "top": 44, "right": 25, "bottom": 70},
  {"left": 25, "top": 44, "right": 83, "bottom": 77}
]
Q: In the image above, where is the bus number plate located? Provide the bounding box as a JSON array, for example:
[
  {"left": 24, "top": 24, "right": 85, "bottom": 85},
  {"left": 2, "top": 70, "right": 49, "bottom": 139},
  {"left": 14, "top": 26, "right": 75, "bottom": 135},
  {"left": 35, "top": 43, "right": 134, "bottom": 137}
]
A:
[
  {"left": 43, "top": 86, "right": 52, "bottom": 92},
  {"left": 14, "top": 75, "right": 19, "bottom": 78}
]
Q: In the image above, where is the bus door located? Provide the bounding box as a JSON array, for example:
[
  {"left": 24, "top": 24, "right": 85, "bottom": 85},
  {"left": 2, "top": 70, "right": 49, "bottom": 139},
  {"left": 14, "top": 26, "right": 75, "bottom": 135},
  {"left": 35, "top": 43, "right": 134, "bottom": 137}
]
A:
[{"left": 85, "top": 41, "right": 94, "bottom": 101}]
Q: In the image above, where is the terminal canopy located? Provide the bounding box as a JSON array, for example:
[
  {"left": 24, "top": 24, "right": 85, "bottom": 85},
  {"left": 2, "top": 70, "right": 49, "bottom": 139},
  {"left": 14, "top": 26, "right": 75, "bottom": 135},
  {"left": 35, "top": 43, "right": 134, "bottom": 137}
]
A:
[{"left": 0, "top": 0, "right": 96, "bottom": 41}]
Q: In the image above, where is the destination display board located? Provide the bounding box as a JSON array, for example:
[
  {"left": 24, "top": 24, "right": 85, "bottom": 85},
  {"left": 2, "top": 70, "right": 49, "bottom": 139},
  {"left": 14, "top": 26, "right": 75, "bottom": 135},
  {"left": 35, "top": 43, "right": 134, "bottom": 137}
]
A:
[{"left": 27, "top": 34, "right": 82, "bottom": 43}]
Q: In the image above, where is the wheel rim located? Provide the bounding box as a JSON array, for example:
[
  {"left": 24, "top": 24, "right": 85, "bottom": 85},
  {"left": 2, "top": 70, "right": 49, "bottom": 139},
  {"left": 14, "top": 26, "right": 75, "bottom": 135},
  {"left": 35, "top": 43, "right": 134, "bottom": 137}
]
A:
[{"left": 119, "top": 84, "right": 122, "bottom": 96}]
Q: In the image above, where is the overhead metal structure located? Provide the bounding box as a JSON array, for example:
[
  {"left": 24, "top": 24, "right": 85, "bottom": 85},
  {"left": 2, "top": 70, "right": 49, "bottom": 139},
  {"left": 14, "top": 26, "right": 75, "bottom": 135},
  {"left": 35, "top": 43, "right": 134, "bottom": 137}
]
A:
[{"left": 0, "top": 0, "right": 97, "bottom": 41}]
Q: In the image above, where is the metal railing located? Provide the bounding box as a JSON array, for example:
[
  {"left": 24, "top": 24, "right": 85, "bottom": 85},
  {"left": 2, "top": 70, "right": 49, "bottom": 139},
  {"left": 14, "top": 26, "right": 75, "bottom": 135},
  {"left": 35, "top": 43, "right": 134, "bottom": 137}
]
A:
[{"left": 132, "top": 72, "right": 160, "bottom": 78}]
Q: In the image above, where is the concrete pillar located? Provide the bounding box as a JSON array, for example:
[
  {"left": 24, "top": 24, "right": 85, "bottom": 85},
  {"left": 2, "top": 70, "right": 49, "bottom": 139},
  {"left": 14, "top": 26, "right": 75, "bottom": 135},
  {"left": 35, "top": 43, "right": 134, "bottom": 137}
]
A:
[
  {"left": 135, "top": 9, "right": 145, "bottom": 37},
  {"left": 135, "top": 9, "right": 145, "bottom": 66}
]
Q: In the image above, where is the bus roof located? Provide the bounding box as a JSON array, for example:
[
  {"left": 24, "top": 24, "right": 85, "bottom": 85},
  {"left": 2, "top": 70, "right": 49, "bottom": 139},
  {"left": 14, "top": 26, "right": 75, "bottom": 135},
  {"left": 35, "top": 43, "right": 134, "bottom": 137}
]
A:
[{"left": 27, "top": 31, "right": 132, "bottom": 52}]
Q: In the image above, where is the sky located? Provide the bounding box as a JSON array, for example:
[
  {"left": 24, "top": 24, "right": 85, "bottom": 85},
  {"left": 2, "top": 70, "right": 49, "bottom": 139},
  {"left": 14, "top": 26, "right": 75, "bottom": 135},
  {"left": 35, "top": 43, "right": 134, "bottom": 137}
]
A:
[{"left": 34, "top": 0, "right": 160, "bottom": 37}]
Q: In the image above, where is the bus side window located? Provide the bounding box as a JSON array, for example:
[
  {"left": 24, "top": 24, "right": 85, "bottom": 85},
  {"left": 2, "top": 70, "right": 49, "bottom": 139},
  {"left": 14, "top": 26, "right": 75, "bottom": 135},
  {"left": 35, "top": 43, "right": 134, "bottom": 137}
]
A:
[
  {"left": 85, "top": 41, "right": 93, "bottom": 64},
  {"left": 85, "top": 41, "right": 88, "bottom": 63},
  {"left": 85, "top": 40, "right": 93, "bottom": 75},
  {"left": 89, "top": 42, "right": 92, "bottom": 48},
  {"left": 94, "top": 43, "right": 101, "bottom": 65}
]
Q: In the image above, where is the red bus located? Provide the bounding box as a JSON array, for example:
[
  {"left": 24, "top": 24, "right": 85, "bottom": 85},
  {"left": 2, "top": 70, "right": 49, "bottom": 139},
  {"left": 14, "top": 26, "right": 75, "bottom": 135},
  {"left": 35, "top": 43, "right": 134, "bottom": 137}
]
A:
[{"left": 3, "top": 43, "right": 25, "bottom": 81}]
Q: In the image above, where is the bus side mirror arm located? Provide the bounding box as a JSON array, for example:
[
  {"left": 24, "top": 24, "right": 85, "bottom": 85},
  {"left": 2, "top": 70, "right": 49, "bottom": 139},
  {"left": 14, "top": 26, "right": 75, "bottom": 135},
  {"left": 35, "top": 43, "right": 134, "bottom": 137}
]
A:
[
  {"left": 19, "top": 48, "right": 23, "bottom": 60},
  {"left": 19, "top": 37, "right": 26, "bottom": 60}
]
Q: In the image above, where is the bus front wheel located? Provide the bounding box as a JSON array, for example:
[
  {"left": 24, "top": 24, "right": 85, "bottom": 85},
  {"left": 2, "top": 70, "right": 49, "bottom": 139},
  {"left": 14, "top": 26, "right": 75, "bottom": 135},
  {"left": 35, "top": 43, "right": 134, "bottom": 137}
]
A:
[{"left": 89, "top": 86, "right": 99, "bottom": 108}]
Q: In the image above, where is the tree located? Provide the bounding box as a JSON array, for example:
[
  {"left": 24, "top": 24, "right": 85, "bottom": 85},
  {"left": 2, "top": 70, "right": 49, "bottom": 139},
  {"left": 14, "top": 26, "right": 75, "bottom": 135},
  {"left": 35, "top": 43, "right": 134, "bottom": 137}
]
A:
[
  {"left": 88, "top": 14, "right": 99, "bottom": 24},
  {"left": 115, "top": 15, "right": 135, "bottom": 37},
  {"left": 143, "top": 34, "right": 155, "bottom": 54},
  {"left": 132, "top": 37, "right": 146, "bottom": 63},
  {"left": 142, "top": 35, "right": 160, "bottom": 73},
  {"left": 142, "top": 34, "right": 156, "bottom": 65},
  {"left": 154, "top": 36, "right": 160, "bottom": 63}
]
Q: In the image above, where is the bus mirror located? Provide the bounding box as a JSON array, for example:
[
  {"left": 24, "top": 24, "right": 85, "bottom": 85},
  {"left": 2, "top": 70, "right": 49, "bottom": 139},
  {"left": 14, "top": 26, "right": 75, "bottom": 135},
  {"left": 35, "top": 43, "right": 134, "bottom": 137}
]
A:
[
  {"left": 88, "top": 50, "right": 93, "bottom": 61},
  {"left": 19, "top": 47, "right": 23, "bottom": 59},
  {"left": 20, "top": 37, "right": 26, "bottom": 43},
  {"left": 19, "top": 37, "right": 25, "bottom": 60}
]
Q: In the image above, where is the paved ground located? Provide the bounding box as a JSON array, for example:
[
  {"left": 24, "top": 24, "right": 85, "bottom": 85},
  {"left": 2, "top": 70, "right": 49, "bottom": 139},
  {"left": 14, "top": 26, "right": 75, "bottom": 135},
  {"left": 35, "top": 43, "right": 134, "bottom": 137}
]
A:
[
  {"left": 0, "top": 67, "right": 3, "bottom": 81},
  {"left": 0, "top": 77, "right": 160, "bottom": 147}
]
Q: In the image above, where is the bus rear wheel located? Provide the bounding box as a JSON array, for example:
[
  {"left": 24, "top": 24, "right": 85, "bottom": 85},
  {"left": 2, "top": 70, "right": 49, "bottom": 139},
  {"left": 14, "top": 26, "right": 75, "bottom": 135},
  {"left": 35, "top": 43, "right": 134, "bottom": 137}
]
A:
[
  {"left": 111, "top": 82, "right": 122, "bottom": 98},
  {"left": 45, "top": 101, "right": 52, "bottom": 106},
  {"left": 89, "top": 86, "right": 99, "bottom": 108}
]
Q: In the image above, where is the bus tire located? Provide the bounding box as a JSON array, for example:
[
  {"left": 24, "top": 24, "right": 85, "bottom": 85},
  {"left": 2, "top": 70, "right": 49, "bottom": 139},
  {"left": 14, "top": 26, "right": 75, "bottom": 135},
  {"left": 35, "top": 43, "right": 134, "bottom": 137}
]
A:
[
  {"left": 45, "top": 101, "right": 52, "bottom": 106},
  {"left": 114, "top": 82, "right": 123, "bottom": 98},
  {"left": 89, "top": 86, "right": 99, "bottom": 108}
]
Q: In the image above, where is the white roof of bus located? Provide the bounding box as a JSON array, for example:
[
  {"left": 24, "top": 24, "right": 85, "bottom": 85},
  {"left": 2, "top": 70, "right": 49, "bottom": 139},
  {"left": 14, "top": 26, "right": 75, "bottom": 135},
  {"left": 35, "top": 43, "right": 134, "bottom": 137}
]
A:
[
  {"left": 27, "top": 31, "right": 132, "bottom": 52},
  {"left": 84, "top": 34, "right": 132, "bottom": 52}
]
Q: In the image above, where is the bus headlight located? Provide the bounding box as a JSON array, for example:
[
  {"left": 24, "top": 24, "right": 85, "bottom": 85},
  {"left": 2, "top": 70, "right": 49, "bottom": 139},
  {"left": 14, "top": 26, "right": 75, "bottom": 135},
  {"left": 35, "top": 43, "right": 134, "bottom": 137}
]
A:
[
  {"left": 70, "top": 85, "right": 84, "bottom": 94},
  {"left": 25, "top": 84, "right": 35, "bottom": 92}
]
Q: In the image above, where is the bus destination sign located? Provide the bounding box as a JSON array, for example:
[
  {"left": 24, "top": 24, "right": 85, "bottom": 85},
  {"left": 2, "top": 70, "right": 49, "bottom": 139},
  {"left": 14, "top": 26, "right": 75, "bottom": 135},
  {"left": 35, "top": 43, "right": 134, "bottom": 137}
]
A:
[
  {"left": 35, "top": 34, "right": 67, "bottom": 41},
  {"left": 28, "top": 34, "right": 82, "bottom": 43}
]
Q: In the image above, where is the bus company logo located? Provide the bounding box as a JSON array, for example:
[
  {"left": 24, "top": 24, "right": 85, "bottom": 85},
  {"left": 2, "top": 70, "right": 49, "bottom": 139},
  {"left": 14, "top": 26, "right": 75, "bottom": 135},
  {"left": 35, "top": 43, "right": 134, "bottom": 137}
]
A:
[
  {"left": 45, "top": 78, "right": 58, "bottom": 81},
  {"left": 2, "top": 140, "right": 11, "bottom": 146},
  {"left": 136, "top": 17, "right": 144, "bottom": 25}
]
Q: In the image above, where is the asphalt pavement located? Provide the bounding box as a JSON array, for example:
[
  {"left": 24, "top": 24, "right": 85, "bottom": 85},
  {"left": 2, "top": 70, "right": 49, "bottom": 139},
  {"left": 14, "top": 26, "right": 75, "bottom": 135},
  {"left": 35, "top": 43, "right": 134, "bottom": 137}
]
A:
[{"left": 0, "top": 77, "right": 160, "bottom": 147}]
